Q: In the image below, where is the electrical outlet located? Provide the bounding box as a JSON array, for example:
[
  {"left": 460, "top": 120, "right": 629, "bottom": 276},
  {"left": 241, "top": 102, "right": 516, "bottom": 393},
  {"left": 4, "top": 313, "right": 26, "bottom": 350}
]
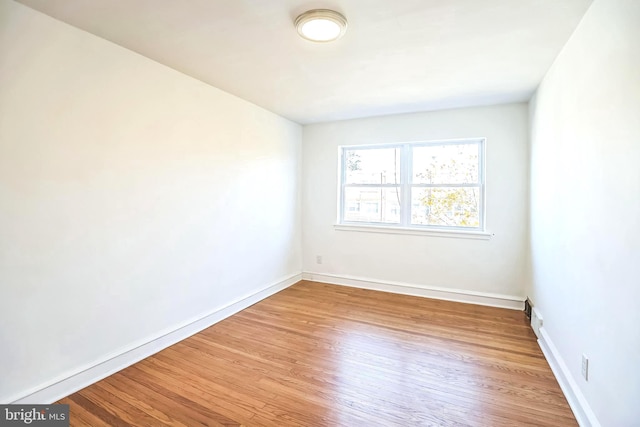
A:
[
  {"left": 316, "top": 255, "right": 323, "bottom": 264},
  {"left": 582, "top": 354, "right": 589, "bottom": 381}
]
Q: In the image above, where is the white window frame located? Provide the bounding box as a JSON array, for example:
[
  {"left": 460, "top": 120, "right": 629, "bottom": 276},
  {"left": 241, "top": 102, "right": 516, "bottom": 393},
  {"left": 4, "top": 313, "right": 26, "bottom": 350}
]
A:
[{"left": 338, "top": 138, "right": 488, "bottom": 237}]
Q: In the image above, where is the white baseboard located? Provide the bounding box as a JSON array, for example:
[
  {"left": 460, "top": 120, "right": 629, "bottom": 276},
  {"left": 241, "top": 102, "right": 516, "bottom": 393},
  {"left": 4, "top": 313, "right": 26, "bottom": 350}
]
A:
[
  {"left": 8, "top": 273, "right": 302, "bottom": 405},
  {"left": 538, "top": 327, "right": 601, "bottom": 427},
  {"left": 302, "top": 272, "right": 524, "bottom": 310}
]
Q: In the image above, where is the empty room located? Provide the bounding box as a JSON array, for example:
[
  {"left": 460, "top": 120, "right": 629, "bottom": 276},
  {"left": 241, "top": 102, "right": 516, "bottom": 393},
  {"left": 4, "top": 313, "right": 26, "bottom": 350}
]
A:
[{"left": 1, "top": 0, "right": 638, "bottom": 426}]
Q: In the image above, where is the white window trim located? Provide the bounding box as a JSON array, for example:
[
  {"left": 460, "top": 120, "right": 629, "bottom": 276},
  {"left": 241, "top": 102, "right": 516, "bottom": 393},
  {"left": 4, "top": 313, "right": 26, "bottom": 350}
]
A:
[
  {"left": 338, "top": 138, "right": 487, "bottom": 236},
  {"left": 333, "top": 223, "right": 494, "bottom": 240}
]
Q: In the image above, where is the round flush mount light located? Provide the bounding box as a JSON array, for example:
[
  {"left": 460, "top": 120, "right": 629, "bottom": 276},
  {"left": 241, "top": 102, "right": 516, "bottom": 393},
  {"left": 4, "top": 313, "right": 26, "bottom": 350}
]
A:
[{"left": 295, "top": 9, "right": 347, "bottom": 42}]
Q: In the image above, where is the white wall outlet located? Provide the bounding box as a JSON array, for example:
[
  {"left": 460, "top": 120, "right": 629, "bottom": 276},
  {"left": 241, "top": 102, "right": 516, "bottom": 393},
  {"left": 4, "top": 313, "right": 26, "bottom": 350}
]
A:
[
  {"left": 582, "top": 354, "right": 589, "bottom": 381},
  {"left": 316, "top": 255, "right": 323, "bottom": 264}
]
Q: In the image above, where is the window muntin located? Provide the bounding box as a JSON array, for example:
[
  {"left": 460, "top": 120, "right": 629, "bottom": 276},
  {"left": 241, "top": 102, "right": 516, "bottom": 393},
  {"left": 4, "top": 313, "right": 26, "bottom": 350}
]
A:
[{"left": 340, "top": 139, "right": 485, "bottom": 231}]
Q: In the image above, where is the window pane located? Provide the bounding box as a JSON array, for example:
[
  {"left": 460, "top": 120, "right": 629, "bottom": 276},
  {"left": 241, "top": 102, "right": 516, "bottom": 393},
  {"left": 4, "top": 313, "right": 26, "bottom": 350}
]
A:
[
  {"left": 412, "top": 144, "right": 479, "bottom": 184},
  {"left": 344, "top": 187, "right": 401, "bottom": 223},
  {"left": 345, "top": 148, "right": 401, "bottom": 184},
  {"left": 411, "top": 187, "right": 480, "bottom": 228}
]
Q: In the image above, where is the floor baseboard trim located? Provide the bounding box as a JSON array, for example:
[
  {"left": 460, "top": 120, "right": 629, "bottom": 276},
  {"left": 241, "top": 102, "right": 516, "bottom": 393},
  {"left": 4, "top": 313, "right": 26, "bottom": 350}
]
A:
[
  {"left": 302, "top": 272, "right": 524, "bottom": 310},
  {"left": 538, "top": 327, "right": 601, "bottom": 427},
  {"left": 8, "top": 272, "right": 302, "bottom": 405}
]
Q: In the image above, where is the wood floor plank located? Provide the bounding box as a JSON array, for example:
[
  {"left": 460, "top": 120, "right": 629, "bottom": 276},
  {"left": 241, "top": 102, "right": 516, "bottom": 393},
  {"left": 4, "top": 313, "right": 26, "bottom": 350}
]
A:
[
  {"left": 117, "top": 368, "right": 240, "bottom": 426},
  {"left": 57, "top": 281, "right": 577, "bottom": 426},
  {"left": 59, "top": 396, "right": 110, "bottom": 427}
]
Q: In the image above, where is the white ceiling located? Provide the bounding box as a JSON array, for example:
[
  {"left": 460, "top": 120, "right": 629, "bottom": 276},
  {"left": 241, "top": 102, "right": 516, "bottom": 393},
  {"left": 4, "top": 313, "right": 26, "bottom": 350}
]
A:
[{"left": 16, "top": 0, "right": 592, "bottom": 124}]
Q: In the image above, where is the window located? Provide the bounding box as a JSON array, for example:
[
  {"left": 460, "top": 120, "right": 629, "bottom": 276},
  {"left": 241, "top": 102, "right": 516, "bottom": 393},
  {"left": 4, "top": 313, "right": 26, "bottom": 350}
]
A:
[{"left": 339, "top": 139, "right": 485, "bottom": 231}]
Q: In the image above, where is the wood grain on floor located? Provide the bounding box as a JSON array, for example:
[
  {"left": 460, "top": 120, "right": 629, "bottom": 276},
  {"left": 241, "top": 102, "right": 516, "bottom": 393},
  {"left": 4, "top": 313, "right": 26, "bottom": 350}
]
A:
[{"left": 58, "top": 280, "right": 577, "bottom": 426}]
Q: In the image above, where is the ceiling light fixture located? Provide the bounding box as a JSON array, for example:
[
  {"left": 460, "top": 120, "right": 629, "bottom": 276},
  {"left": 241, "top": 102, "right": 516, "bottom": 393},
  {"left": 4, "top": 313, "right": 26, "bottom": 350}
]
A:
[{"left": 295, "top": 9, "right": 347, "bottom": 43}]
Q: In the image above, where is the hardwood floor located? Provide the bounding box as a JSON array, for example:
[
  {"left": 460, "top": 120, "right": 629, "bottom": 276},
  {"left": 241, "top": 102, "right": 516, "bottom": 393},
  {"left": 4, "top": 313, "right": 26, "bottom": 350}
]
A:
[{"left": 58, "top": 281, "right": 577, "bottom": 426}]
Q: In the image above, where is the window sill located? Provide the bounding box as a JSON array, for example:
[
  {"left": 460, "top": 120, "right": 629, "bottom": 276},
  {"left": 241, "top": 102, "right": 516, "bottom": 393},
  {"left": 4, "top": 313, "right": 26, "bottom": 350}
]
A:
[{"left": 333, "top": 224, "right": 494, "bottom": 240}]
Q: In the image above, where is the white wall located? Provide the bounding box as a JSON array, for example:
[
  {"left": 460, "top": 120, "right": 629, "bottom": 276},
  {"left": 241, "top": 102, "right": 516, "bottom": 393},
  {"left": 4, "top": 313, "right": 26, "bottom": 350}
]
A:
[
  {"left": 0, "top": 0, "right": 301, "bottom": 402},
  {"left": 529, "top": 0, "right": 639, "bottom": 425},
  {"left": 302, "top": 104, "right": 529, "bottom": 300}
]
